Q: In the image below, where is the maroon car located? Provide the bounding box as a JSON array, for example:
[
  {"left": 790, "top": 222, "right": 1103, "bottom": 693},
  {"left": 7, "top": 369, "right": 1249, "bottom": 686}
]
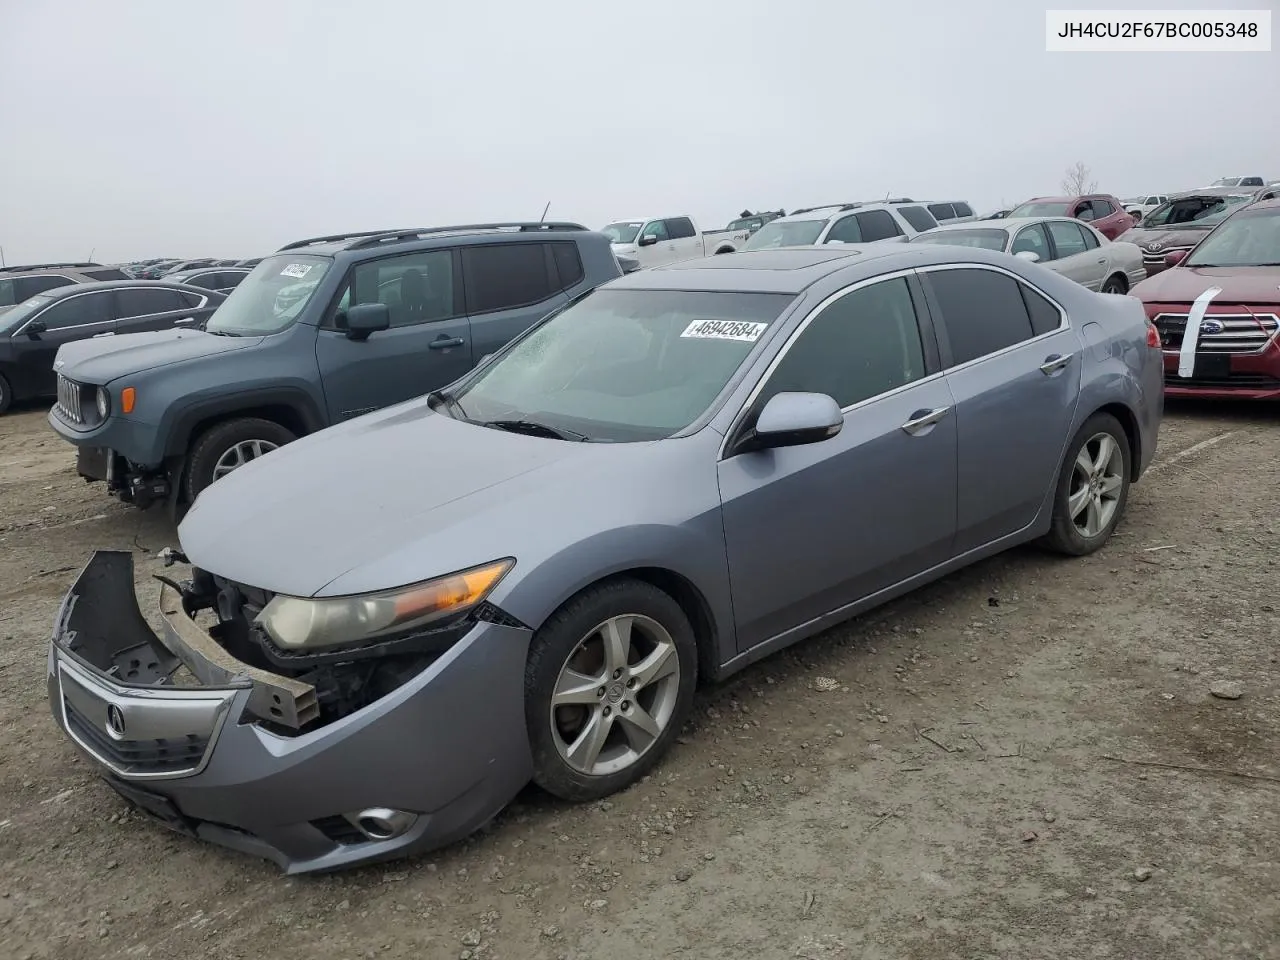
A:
[
  {"left": 1009, "top": 194, "right": 1135, "bottom": 240},
  {"left": 1132, "top": 197, "right": 1280, "bottom": 400}
]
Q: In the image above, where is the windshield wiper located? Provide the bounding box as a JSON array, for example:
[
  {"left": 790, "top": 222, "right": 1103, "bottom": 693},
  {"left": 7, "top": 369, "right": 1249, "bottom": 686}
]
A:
[
  {"left": 204, "top": 328, "right": 240, "bottom": 337},
  {"left": 480, "top": 419, "right": 588, "bottom": 442}
]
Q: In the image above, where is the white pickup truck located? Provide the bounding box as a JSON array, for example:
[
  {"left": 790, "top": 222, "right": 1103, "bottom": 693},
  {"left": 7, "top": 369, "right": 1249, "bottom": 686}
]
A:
[{"left": 601, "top": 215, "right": 749, "bottom": 269}]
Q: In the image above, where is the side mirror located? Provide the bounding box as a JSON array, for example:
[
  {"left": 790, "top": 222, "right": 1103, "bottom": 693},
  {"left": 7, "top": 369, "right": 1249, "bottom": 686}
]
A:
[
  {"left": 25, "top": 319, "right": 47, "bottom": 337},
  {"left": 1015, "top": 250, "right": 1041, "bottom": 263},
  {"left": 1164, "top": 249, "right": 1188, "bottom": 268},
  {"left": 740, "top": 392, "right": 843, "bottom": 453},
  {"left": 637, "top": 235, "right": 659, "bottom": 247},
  {"left": 344, "top": 302, "right": 390, "bottom": 341}
]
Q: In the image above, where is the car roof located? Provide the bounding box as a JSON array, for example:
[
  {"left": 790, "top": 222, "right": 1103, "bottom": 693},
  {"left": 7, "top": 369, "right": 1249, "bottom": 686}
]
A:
[
  {"left": 1239, "top": 197, "right": 1280, "bottom": 212},
  {"left": 919, "top": 216, "right": 1084, "bottom": 232},
  {"left": 24, "top": 279, "right": 223, "bottom": 298},
  {"left": 606, "top": 244, "right": 1023, "bottom": 295},
  {"left": 276, "top": 222, "right": 597, "bottom": 257}
]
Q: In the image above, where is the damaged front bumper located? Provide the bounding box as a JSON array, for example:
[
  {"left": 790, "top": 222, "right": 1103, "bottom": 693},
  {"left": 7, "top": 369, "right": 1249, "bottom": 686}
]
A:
[{"left": 47, "top": 551, "right": 535, "bottom": 874}]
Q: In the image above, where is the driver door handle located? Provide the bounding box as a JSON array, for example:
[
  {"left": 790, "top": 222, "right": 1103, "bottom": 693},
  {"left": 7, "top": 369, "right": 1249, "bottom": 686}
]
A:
[
  {"left": 1040, "top": 352, "right": 1074, "bottom": 375},
  {"left": 900, "top": 406, "right": 950, "bottom": 436},
  {"left": 429, "top": 336, "right": 465, "bottom": 350}
]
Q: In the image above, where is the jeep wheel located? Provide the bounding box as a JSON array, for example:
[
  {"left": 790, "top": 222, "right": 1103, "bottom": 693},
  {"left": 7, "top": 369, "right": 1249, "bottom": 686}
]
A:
[{"left": 185, "top": 417, "right": 296, "bottom": 501}]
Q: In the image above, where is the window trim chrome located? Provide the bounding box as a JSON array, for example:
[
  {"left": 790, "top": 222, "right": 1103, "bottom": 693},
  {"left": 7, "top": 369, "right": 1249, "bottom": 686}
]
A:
[{"left": 717, "top": 267, "right": 934, "bottom": 461}]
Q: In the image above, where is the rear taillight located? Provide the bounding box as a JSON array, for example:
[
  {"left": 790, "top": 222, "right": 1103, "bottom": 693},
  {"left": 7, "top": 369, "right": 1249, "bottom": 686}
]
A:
[{"left": 1146, "top": 320, "right": 1161, "bottom": 348}]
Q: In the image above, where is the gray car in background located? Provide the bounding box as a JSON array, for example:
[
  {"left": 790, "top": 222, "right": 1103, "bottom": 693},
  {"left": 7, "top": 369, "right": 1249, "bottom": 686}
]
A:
[{"left": 48, "top": 244, "right": 1162, "bottom": 872}]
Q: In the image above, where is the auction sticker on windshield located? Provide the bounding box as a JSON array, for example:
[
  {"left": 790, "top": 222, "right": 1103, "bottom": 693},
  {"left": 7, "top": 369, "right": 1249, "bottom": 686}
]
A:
[
  {"left": 680, "top": 319, "right": 768, "bottom": 342},
  {"left": 280, "top": 263, "right": 313, "bottom": 279}
]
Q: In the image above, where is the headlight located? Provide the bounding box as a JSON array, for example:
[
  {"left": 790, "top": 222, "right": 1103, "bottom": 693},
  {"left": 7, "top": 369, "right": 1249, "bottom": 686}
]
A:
[
  {"left": 255, "top": 558, "right": 514, "bottom": 651},
  {"left": 94, "top": 387, "right": 109, "bottom": 420}
]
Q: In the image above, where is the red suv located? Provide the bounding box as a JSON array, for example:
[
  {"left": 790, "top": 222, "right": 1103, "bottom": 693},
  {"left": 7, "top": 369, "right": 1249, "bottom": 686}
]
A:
[
  {"left": 1131, "top": 198, "right": 1280, "bottom": 399},
  {"left": 1009, "top": 194, "right": 1135, "bottom": 240}
]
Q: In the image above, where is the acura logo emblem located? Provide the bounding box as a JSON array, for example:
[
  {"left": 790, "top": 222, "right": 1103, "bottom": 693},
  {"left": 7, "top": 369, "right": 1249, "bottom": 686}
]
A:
[{"left": 105, "top": 704, "right": 126, "bottom": 740}]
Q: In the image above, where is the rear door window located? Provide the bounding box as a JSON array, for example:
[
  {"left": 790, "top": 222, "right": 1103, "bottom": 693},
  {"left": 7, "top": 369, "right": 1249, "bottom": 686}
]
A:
[
  {"left": 1046, "top": 220, "right": 1088, "bottom": 258},
  {"left": 897, "top": 205, "right": 939, "bottom": 232},
  {"left": 665, "top": 217, "right": 696, "bottom": 239},
  {"left": 927, "top": 268, "right": 1036, "bottom": 365},
  {"left": 462, "top": 242, "right": 557, "bottom": 314},
  {"left": 855, "top": 210, "right": 904, "bottom": 242},
  {"left": 953, "top": 202, "right": 974, "bottom": 217},
  {"left": 928, "top": 203, "right": 955, "bottom": 221},
  {"left": 116, "top": 288, "right": 186, "bottom": 318}
]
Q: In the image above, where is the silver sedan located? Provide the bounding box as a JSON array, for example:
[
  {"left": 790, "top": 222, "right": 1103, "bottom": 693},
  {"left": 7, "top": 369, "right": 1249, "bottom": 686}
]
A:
[{"left": 910, "top": 216, "right": 1147, "bottom": 294}]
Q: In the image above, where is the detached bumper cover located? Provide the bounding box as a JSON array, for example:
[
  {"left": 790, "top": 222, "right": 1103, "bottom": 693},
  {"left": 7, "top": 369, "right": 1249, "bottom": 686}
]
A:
[{"left": 47, "top": 551, "right": 535, "bottom": 873}]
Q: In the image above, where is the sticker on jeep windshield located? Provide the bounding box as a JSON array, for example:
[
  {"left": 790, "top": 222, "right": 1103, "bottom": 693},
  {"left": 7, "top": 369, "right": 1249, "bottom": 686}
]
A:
[
  {"left": 679, "top": 319, "right": 768, "bottom": 342},
  {"left": 280, "top": 263, "right": 313, "bottom": 279}
]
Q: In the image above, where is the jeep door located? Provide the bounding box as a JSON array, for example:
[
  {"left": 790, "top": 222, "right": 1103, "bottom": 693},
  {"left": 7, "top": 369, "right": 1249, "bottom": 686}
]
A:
[
  {"left": 460, "top": 241, "right": 571, "bottom": 361},
  {"left": 8, "top": 289, "right": 115, "bottom": 398},
  {"left": 315, "top": 248, "right": 474, "bottom": 422}
]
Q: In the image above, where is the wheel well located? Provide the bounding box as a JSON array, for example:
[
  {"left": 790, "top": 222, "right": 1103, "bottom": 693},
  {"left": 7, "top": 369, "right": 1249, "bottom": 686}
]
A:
[
  {"left": 187, "top": 404, "right": 311, "bottom": 450},
  {"left": 1105, "top": 272, "right": 1128, "bottom": 293},
  {"left": 1096, "top": 402, "right": 1141, "bottom": 480},
  {"left": 713, "top": 247, "right": 734, "bottom": 255},
  {"left": 586, "top": 568, "right": 720, "bottom": 686}
]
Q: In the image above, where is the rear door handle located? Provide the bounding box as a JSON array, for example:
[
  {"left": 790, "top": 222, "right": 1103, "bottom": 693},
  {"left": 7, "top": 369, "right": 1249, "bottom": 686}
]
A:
[
  {"left": 92, "top": 331, "right": 115, "bottom": 338},
  {"left": 1039, "top": 352, "right": 1074, "bottom": 374},
  {"left": 900, "top": 406, "right": 950, "bottom": 436},
  {"left": 429, "top": 336, "right": 465, "bottom": 350}
]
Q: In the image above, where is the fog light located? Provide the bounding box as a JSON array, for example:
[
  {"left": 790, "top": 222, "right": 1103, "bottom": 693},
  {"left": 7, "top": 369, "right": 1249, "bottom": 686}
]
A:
[{"left": 349, "top": 807, "right": 417, "bottom": 841}]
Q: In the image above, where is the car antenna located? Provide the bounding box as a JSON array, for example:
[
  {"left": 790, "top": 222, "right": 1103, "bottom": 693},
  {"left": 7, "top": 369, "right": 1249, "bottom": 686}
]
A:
[{"left": 539, "top": 201, "right": 551, "bottom": 223}]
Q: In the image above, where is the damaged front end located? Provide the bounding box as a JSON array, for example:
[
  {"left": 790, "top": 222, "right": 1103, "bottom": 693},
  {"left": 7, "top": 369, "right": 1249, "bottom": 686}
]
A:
[{"left": 46, "top": 550, "right": 537, "bottom": 872}]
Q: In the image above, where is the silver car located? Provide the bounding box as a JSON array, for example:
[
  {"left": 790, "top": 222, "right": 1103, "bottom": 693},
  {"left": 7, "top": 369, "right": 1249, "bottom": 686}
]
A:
[
  {"left": 47, "top": 244, "right": 1163, "bottom": 872},
  {"left": 909, "top": 217, "right": 1148, "bottom": 294}
]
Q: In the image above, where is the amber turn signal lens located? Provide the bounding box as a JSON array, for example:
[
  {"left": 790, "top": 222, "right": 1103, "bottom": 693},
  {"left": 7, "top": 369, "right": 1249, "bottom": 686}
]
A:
[{"left": 121, "top": 387, "right": 136, "bottom": 414}]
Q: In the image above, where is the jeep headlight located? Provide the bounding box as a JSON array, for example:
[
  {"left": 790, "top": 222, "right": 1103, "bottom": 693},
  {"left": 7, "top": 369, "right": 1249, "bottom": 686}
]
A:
[
  {"left": 94, "top": 387, "right": 109, "bottom": 421},
  {"left": 255, "top": 559, "right": 514, "bottom": 651}
]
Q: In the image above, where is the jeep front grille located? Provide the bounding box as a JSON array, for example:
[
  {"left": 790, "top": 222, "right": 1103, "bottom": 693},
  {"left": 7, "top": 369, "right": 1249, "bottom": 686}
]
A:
[
  {"left": 1153, "top": 312, "right": 1280, "bottom": 354},
  {"left": 56, "top": 374, "right": 85, "bottom": 424}
]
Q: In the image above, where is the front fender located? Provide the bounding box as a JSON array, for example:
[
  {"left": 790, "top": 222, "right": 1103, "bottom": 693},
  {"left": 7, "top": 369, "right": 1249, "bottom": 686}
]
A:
[
  {"left": 491, "top": 519, "right": 736, "bottom": 668},
  {"left": 161, "top": 384, "right": 328, "bottom": 458}
]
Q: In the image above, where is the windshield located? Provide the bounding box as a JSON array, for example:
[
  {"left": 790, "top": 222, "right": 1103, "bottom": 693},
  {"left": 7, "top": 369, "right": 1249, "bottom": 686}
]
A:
[
  {"left": 1210, "top": 178, "right": 1241, "bottom": 187},
  {"left": 728, "top": 217, "right": 762, "bottom": 232},
  {"left": 602, "top": 222, "right": 643, "bottom": 244},
  {"left": 0, "top": 293, "right": 55, "bottom": 335},
  {"left": 1009, "top": 201, "right": 1071, "bottom": 217},
  {"left": 743, "top": 219, "right": 826, "bottom": 250},
  {"left": 1184, "top": 209, "right": 1280, "bottom": 267},
  {"left": 909, "top": 228, "right": 1008, "bottom": 252},
  {"left": 205, "top": 254, "right": 331, "bottom": 335},
  {"left": 1141, "top": 195, "right": 1251, "bottom": 229},
  {"left": 445, "top": 288, "right": 796, "bottom": 442}
]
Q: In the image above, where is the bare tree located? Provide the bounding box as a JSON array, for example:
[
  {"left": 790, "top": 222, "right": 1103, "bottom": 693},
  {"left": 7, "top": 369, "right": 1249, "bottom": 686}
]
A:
[{"left": 1061, "top": 161, "right": 1098, "bottom": 195}]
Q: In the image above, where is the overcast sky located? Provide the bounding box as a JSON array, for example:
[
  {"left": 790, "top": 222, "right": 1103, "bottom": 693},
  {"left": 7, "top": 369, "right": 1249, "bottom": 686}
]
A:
[{"left": 1, "top": 0, "right": 1276, "bottom": 263}]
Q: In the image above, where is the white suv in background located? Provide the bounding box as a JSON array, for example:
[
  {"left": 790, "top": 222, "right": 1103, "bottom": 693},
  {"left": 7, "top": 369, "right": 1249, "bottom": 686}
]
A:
[{"left": 743, "top": 200, "right": 939, "bottom": 250}]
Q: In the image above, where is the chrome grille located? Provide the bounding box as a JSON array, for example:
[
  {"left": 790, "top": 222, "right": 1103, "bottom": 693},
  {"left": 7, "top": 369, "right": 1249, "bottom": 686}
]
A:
[
  {"left": 63, "top": 698, "right": 211, "bottom": 776},
  {"left": 1153, "top": 312, "right": 1280, "bottom": 354},
  {"left": 56, "top": 374, "right": 84, "bottom": 424}
]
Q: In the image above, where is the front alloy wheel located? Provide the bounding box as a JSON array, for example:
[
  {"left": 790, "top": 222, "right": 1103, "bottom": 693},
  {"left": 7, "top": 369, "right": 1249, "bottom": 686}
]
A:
[{"left": 526, "top": 579, "right": 697, "bottom": 801}]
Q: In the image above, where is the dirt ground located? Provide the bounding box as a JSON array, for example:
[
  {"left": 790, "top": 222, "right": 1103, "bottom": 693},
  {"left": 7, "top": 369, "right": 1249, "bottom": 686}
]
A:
[{"left": 0, "top": 398, "right": 1277, "bottom": 960}]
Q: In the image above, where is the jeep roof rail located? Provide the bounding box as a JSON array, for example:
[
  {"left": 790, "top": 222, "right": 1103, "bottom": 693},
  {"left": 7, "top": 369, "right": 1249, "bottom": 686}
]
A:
[
  {"left": 276, "top": 228, "right": 422, "bottom": 251},
  {"left": 0, "top": 261, "right": 103, "bottom": 274},
  {"left": 344, "top": 221, "right": 590, "bottom": 250}
]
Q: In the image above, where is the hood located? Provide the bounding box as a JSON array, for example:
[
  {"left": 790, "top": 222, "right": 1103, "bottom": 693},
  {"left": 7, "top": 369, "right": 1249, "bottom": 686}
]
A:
[
  {"left": 1133, "top": 265, "right": 1280, "bottom": 305},
  {"left": 177, "top": 396, "right": 701, "bottom": 598},
  {"left": 1117, "top": 224, "right": 1216, "bottom": 250},
  {"left": 53, "top": 328, "right": 262, "bottom": 385}
]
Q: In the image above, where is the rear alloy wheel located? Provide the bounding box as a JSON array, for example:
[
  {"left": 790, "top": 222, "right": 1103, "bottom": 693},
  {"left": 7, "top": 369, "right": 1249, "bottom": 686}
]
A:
[
  {"left": 1042, "top": 413, "right": 1130, "bottom": 556},
  {"left": 184, "top": 417, "right": 296, "bottom": 501},
  {"left": 1101, "top": 275, "right": 1127, "bottom": 295},
  {"left": 0, "top": 373, "right": 11, "bottom": 415},
  {"left": 526, "top": 580, "right": 697, "bottom": 801}
]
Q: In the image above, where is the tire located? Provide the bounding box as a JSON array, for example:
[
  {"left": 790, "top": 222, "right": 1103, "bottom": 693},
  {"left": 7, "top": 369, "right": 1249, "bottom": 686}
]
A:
[
  {"left": 0, "top": 373, "right": 11, "bottom": 415},
  {"left": 184, "top": 417, "right": 296, "bottom": 501},
  {"left": 1101, "top": 274, "right": 1127, "bottom": 295},
  {"left": 525, "top": 579, "right": 698, "bottom": 802},
  {"left": 1041, "top": 412, "right": 1130, "bottom": 556}
]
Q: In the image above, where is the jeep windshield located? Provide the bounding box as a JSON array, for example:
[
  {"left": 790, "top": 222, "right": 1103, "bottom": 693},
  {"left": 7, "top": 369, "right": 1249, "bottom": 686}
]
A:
[
  {"left": 602, "top": 222, "right": 643, "bottom": 244},
  {"left": 441, "top": 288, "right": 795, "bottom": 442},
  {"left": 204, "top": 254, "right": 332, "bottom": 336},
  {"left": 743, "top": 220, "right": 826, "bottom": 249}
]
